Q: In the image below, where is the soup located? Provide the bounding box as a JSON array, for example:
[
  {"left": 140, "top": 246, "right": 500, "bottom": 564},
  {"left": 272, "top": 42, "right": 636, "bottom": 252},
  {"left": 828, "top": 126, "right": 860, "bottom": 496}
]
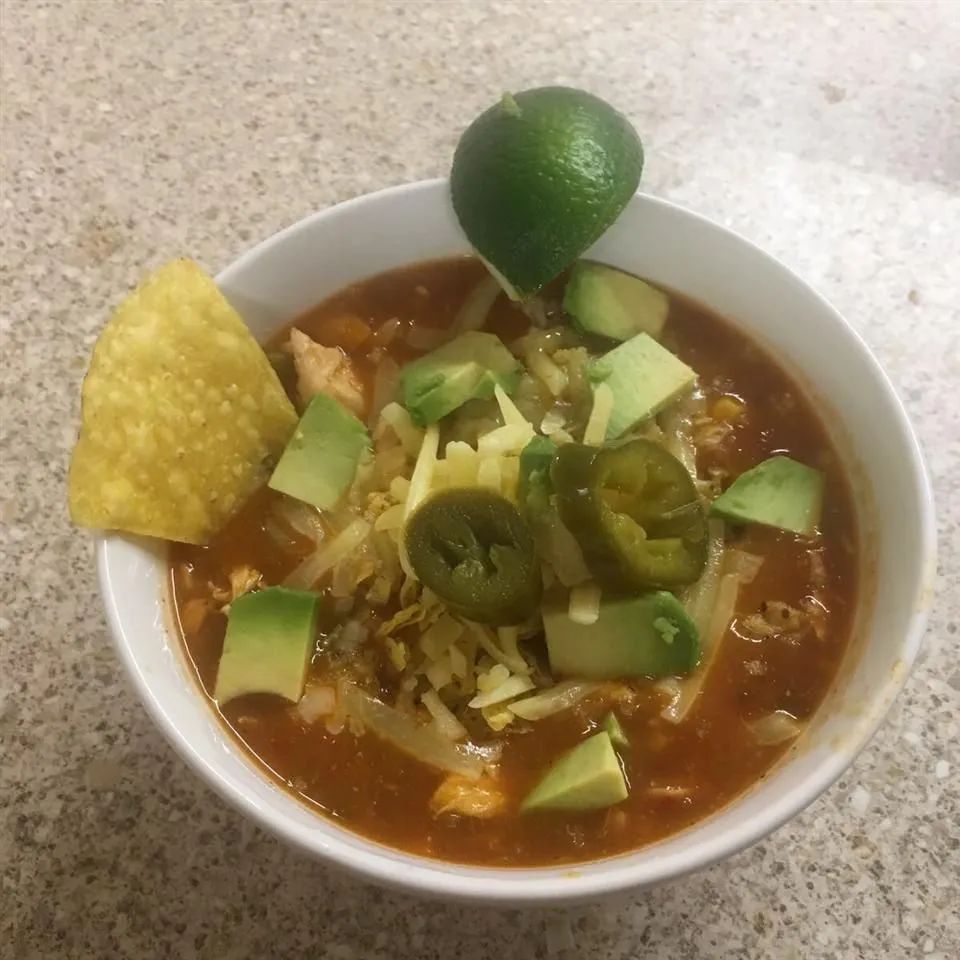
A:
[{"left": 169, "top": 257, "right": 858, "bottom": 867}]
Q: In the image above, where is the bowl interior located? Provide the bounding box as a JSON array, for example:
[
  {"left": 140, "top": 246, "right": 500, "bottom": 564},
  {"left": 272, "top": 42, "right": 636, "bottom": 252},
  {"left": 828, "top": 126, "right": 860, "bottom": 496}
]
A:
[{"left": 98, "top": 179, "right": 935, "bottom": 904}]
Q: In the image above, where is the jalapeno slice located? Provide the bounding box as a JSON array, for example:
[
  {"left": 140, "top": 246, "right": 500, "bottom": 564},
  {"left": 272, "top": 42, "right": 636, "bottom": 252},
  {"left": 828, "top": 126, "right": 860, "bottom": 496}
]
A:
[
  {"left": 404, "top": 488, "right": 542, "bottom": 625},
  {"left": 552, "top": 439, "right": 707, "bottom": 590}
]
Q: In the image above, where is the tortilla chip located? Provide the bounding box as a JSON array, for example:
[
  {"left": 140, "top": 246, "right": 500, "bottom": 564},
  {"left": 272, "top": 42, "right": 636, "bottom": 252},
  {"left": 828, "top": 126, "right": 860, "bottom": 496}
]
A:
[{"left": 68, "top": 259, "right": 297, "bottom": 543}]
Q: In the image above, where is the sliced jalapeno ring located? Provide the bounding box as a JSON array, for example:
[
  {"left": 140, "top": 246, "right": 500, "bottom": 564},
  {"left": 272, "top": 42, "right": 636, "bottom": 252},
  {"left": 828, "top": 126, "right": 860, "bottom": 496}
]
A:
[
  {"left": 404, "top": 488, "right": 542, "bottom": 625},
  {"left": 552, "top": 438, "right": 707, "bottom": 590}
]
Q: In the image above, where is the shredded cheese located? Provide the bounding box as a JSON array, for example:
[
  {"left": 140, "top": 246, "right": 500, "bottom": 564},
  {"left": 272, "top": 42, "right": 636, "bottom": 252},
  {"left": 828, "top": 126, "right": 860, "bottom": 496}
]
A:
[
  {"left": 494, "top": 383, "right": 529, "bottom": 427},
  {"left": 421, "top": 689, "right": 469, "bottom": 741},
  {"left": 374, "top": 503, "right": 405, "bottom": 531},
  {"left": 477, "top": 456, "right": 501, "bottom": 492},
  {"left": 469, "top": 674, "right": 535, "bottom": 710},
  {"left": 400, "top": 424, "right": 439, "bottom": 577},
  {"left": 523, "top": 339, "right": 567, "bottom": 396},
  {"left": 568, "top": 582, "right": 602, "bottom": 625},
  {"left": 583, "top": 383, "right": 614, "bottom": 446},
  {"left": 284, "top": 518, "right": 371, "bottom": 588},
  {"left": 477, "top": 423, "right": 533, "bottom": 457},
  {"left": 419, "top": 614, "right": 463, "bottom": 660}
]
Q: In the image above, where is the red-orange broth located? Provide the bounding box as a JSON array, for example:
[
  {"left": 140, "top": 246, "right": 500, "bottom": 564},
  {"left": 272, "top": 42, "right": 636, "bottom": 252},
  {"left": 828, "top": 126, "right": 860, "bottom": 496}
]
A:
[{"left": 170, "top": 257, "right": 858, "bottom": 866}]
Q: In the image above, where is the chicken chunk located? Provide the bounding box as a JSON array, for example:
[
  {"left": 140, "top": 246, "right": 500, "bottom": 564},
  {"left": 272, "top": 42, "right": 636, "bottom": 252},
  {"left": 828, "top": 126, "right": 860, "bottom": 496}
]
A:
[
  {"left": 210, "top": 564, "right": 262, "bottom": 608},
  {"left": 740, "top": 600, "right": 808, "bottom": 638},
  {"left": 430, "top": 774, "right": 507, "bottom": 819},
  {"left": 287, "top": 327, "right": 366, "bottom": 418}
]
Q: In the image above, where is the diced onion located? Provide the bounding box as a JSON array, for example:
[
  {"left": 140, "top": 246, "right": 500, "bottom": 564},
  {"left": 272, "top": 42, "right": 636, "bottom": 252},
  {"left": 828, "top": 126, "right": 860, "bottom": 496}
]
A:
[
  {"left": 284, "top": 518, "right": 371, "bottom": 588},
  {"left": 405, "top": 325, "right": 451, "bottom": 351},
  {"left": 659, "top": 388, "right": 706, "bottom": 480},
  {"left": 540, "top": 408, "right": 566, "bottom": 435},
  {"left": 568, "top": 582, "right": 602, "bottom": 625},
  {"left": 582, "top": 383, "right": 614, "bottom": 446},
  {"left": 339, "top": 682, "right": 484, "bottom": 778},
  {"left": 508, "top": 681, "right": 600, "bottom": 721},
  {"left": 746, "top": 710, "right": 804, "bottom": 745},
  {"left": 379, "top": 402, "right": 424, "bottom": 455},
  {"left": 451, "top": 275, "right": 501, "bottom": 335},
  {"left": 659, "top": 544, "right": 740, "bottom": 723},
  {"left": 370, "top": 356, "right": 399, "bottom": 423},
  {"left": 421, "top": 689, "right": 469, "bottom": 741},
  {"left": 272, "top": 498, "right": 325, "bottom": 542},
  {"left": 726, "top": 549, "right": 764, "bottom": 584},
  {"left": 371, "top": 316, "right": 402, "bottom": 347}
]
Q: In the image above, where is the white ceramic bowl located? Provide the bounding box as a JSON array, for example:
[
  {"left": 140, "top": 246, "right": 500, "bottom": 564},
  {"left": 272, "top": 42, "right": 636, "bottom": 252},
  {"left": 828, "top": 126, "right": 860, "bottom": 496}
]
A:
[{"left": 98, "top": 179, "right": 936, "bottom": 905}]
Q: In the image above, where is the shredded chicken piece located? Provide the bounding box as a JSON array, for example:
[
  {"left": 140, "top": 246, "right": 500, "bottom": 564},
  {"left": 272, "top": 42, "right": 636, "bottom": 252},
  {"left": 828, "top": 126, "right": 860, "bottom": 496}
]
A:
[
  {"left": 800, "top": 596, "right": 829, "bottom": 640},
  {"left": 287, "top": 327, "right": 366, "bottom": 418},
  {"left": 210, "top": 565, "right": 262, "bottom": 606},
  {"left": 693, "top": 417, "right": 734, "bottom": 448},
  {"left": 809, "top": 550, "right": 828, "bottom": 590},
  {"left": 740, "top": 600, "right": 808, "bottom": 638},
  {"left": 430, "top": 774, "right": 507, "bottom": 819}
]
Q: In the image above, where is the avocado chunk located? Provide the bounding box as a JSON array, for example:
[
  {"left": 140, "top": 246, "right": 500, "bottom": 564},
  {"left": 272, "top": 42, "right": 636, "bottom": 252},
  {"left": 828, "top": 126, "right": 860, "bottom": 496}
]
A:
[
  {"left": 400, "top": 331, "right": 521, "bottom": 426},
  {"left": 602, "top": 712, "right": 630, "bottom": 750},
  {"left": 268, "top": 394, "right": 370, "bottom": 510},
  {"left": 214, "top": 586, "right": 320, "bottom": 704},
  {"left": 710, "top": 455, "right": 824, "bottom": 536},
  {"left": 564, "top": 262, "right": 669, "bottom": 341},
  {"left": 543, "top": 589, "right": 699, "bottom": 679},
  {"left": 588, "top": 333, "right": 695, "bottom": 439},
  {"left": 522, "top": 732, "right": 628, "bottom": 812}
]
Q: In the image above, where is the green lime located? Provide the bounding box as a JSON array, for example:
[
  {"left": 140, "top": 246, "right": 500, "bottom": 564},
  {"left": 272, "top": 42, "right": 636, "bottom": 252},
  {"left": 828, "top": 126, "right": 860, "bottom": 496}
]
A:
[{"left": 450, "top": 87, "right": 643, "bottom": 299}]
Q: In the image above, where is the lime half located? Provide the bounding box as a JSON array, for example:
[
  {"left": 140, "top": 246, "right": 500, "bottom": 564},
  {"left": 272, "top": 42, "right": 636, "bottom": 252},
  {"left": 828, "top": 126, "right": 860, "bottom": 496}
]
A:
[{"left": 451, "top": 87, "right": 643, "bottom": 299}]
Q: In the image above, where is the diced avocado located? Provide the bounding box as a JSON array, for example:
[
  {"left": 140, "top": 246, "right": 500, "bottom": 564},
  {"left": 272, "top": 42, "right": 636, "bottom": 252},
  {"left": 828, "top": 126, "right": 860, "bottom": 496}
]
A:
[
  {"left": 521, "top": 732, "right": 628, "bottom": 812},
  {"left": 588, "top": 333, "right": 695, "bottom": 439},
  {"left": 214, "top": 587, "right": 320, "bottom": 704},
  {"left": 518, "top": 435, "right": 557, "bottom": 514},
  {"left": 268, "top": 394, "right": 369, "bottom": 510},
  {"left": 543, "top": 589, "right": 699, "bottom": 679},
  {"left": 602, "top": 712, "right": 629, "bottom": 750},
  {"left": 710, "top": 455, "right": 824, "bottom": 536},
  {"left": 564, "top": 262, "right": 669, "bottom": 341},
  {"left": 400, "top": 331, "right": 521, "bottom": 426}
]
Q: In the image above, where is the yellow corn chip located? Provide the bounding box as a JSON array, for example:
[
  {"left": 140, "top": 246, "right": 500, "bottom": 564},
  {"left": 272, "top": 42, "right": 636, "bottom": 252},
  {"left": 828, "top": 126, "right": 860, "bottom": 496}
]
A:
[{"left": 68, "top": 259, "right": 297, "bottom": 543}]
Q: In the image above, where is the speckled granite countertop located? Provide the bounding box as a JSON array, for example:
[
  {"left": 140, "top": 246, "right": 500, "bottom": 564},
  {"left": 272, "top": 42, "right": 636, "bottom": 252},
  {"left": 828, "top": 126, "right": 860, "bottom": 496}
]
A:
[{"left": 2, "top": 1, "right": 958, "bottom": 957}]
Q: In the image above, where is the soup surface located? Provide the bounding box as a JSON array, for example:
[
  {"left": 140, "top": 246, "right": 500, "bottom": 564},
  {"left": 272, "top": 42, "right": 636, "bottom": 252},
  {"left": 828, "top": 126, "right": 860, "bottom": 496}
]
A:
[{"left": 171, "top": 257, "right": 858, "bottom": 866}]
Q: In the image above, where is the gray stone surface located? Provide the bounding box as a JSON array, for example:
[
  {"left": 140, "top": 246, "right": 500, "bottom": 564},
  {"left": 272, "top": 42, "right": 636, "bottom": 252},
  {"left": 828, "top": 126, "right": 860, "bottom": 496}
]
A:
[{"left": 1, "top": 1, "right": 958, "bottom": 957}]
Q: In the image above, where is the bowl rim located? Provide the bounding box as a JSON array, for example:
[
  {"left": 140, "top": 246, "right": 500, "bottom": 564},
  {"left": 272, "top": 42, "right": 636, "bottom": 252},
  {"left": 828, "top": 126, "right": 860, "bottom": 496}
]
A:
[{"left": 96, "top": 178, "right": 936, "bottom": 904}]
